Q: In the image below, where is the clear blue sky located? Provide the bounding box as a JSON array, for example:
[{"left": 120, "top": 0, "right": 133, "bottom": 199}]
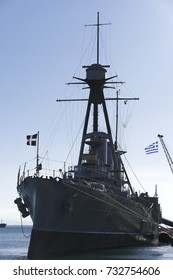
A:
[{"left": 1, "top": 0, "right": 173, "bottom": 224}]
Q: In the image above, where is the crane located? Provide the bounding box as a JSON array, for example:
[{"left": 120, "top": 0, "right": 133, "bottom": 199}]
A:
[{"left": 158, "top": 134, "right": 173, "bottom": 174}]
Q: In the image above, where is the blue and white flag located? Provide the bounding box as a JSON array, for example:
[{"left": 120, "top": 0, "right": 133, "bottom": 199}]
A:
[{"left": 145, "top": 141, "right": 158, "bottom": 155}]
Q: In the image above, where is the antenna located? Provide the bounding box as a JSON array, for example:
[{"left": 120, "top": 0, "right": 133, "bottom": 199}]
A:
[{"left": 85, "top": 12, "right": 111, "bottom": 64}]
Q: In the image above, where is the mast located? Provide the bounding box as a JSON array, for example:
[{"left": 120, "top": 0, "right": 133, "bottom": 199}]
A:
[
  {"left": 85, "top": 12, "right": 111, "bottom": 64},
  {"left": 97, "top": 12, "right": 99, "bottom": 64},
  {"left": 57, "top": 13, "right": 139, "bottom": 190},
  {"left": 115, "top": 90, "right": 119, "bottom": 147}
]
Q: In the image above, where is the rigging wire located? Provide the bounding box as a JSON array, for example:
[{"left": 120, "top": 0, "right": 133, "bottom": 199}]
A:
[
  {"left": 64, "top": 117, "right": 85, "bottom": 166},
  {"left": 122, "top": 153, "right": 146, "bottom": 192},
  {"left": 63, "top": 179, "right": 157, "bottom": 225},
  {"left": 37, "top": 21, "right": 98, "bottom": 163}
]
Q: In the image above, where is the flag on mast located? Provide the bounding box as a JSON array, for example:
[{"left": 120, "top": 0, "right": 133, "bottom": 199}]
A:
[
  {"left": 26, "top": 133, "right": 38, "bottom": 146},
  {"left": 145, "top": 141, "right": 158, "bottom": 155}
]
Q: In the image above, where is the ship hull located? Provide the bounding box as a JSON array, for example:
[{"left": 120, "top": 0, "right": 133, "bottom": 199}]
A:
[
  {"left": 18, "top": 177, "right": 159, "bottom": 259},
  {"left": 28, "top": 229, "right": 155, "bottom": 259},
  {"left": 0, "top": 223, "right": 6, "bottom": 228}
]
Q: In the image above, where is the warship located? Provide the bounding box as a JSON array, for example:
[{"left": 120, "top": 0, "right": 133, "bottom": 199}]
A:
[{"left": 15, "top": 13, "right": 172, "bottom": 259}]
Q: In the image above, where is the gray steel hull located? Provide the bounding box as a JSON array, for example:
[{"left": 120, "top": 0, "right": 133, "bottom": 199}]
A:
[{"left": 18, "top": 177, "right": 159, "bottom": 259}]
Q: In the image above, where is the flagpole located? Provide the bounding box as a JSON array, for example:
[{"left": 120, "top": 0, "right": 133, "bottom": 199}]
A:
[{"left": 36, "top": 131, "right": 39, "bottom": 176}]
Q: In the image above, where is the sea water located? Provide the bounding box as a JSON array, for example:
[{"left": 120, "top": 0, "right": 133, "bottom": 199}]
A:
[
  {"left": 0, "top": 225, "right": 31, "bottom": 260},
  {"left": 0, "top": 226, "right": 173, "bottom": 260}
]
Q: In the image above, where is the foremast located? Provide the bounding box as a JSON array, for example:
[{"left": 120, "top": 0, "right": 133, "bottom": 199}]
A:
[
  {"left": 74, "top": 13, "right": 137, "bottom": 193},
  {"left": 74, "top": 62, "right": 132, "bottom": 193},
  {"left": 57, "top": 13, "right": 139, "bottom": 193}
]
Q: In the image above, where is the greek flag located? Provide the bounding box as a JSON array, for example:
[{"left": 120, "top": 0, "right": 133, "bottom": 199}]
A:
[
  {"left": 26, "top": 133, "right": 38, "bottom": 146},
  {"left": 145, "top": 141, "right": 158, "bottom": 155}
]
